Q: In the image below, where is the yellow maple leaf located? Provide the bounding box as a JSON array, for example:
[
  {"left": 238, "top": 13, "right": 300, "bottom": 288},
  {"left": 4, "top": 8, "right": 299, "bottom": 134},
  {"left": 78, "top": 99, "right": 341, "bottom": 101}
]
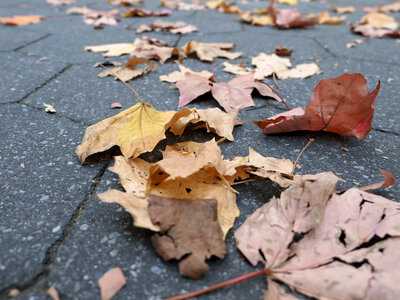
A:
[
  {"left": 76, "top": 102, "right": 192, "bottom": 163},
  {"left": 278, "top": 0, "right": 297, "bottom": 5}
]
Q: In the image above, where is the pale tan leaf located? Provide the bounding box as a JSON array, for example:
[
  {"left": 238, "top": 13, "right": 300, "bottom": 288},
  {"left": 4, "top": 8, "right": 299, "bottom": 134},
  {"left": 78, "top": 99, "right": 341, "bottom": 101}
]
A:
[{"left": 98, "top": 268, "right": 126, "bottom": 300}]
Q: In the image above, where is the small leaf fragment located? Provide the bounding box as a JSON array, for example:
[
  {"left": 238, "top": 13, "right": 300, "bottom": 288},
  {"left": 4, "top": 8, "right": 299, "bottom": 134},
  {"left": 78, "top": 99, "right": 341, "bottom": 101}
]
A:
[{"left": 98, "top": 268, "right": 126, "bottom": 300}]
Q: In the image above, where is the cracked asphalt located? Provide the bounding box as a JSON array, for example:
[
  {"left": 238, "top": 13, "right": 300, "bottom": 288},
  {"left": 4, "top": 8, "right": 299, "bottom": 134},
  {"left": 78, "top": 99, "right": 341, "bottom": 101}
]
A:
[{"left": 1, "top": 0, "right": 399, "bottom": 299}]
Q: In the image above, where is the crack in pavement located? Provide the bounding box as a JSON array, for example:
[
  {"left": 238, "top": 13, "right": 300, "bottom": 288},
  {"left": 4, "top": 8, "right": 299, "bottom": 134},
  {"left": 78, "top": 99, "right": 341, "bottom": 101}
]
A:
[{"left": 0, "top": 161, "right": 110, "bottom": 299}]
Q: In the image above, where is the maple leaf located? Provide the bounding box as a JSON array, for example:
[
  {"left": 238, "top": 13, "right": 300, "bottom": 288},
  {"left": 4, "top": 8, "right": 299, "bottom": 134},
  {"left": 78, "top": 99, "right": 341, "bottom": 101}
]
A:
[
  {"left": 98, "top": 268, "right": 126, "bottom": 300},
  {"left": 176, "top": 72, "right": 282, "bottom": 112},
  {"left": 0, "top": 15, "right": 44, "bottom": 26},
  {"left": 317, "top": 11, "right": 346, "bottom": 25},
  {"left": 330, "top": 5, "right": 355, "bottom": 14},
  {"left": 222, "top": 62, "right": 253, "bottom": 76},
  {"left": 136, "top": 19, "right": 197, "bottom": 34},
  {"left": 254, "top": 73, "right": 381, "bottom": 139},
  {"left": 360, "top": 12, "right": 398, "bottom": 30},
  {"left": 235, "top": 172, "right": 400, "bottom": 299},
  {"left": 148, "top": 195, "right": 226, "bottom": 279},
  {"left": 66, "top": 6, "right": 96, "bottom": 15},
  {"left": 159, "top": 62, "right": 213, "bottom": 83},
  {"left": 251, "top": 53, "right": 320, "bottom": 80},
  {"left": 97, "top": 57, "right": 157, "bottom": 82},
  {"left": 85, "top": 42, "right": 138, "bottom": 57},
  {"left": 76, "top": 102, "right": 193, "bottom": 163},
  {"left": 83, "top": 9, "right": 120, "bottom": 28},
  {"left": 161, "top": 0, "right": 206, "bottom": 11},
  {"left": 351, "top": 24, "right": 400, "bottom": 38},
  {"left": 207, "top": 0, "right": 242, "bottom": 14},
  {"left": 239, "top": 10, "right": 274, "bottom": 26},
  {"left": 268, "top": 0, "right": 318, "bottom": 29},
  {"left": 363, "top": 1, "right": 400, "bottom": 13},
  {"left": 169, "top": 107, "right": 241, "bottom": 141},
  {"left": 121, "top": 8, "right": 171, "bottom": 17},
  {"left": 108, "top": 0, "right": 143, "bottom": 6},
  {"left": 181, "top": 41, "right": 242, "bottom": 62}
]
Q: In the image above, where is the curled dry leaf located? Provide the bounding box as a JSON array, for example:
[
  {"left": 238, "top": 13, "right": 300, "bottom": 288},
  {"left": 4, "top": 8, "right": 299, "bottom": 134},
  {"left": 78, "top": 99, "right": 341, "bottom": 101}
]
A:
[
  {"left": 121, "top": 8, "right": 171, "bottom": 17},
  {"left": 159, "top": 62, "right": 213, "bottom": 83},
  {"left": 331, "top": 5, "right": 355, "bottom": 14},
  {"left": 222, "top": 61, "right": 253, "bottom": 75},
  {"left": 360, "top": 169, "right": 398, "bottom": 191},
  {"left": 83, "top": 9, "right": 120, "bottom": 27},
  {"left": 98, "top": 57, "right": 157, "bottom": 82},
  {"left": 108, "top": 0, "right": 143, "bottom": 6},
  {"left": 360, "top": 12, "right": 398, "bottom": 30},
  {"left": 207, "top": 0, "right": 242, "bottom": 14},
  {"left": 274, "top": 45, "right": 293, "bottom": 56},
  {"left": 0, "top": 15, "right": 44, "bottom": 26},
  {"left": 268, "top": 0, "right": 317, "bottom": 29},
  {"left": 254, "top": 73, "right": 380, "bottom": 139},
  {"left": 239, "top": 10, "right": 274, "bottom": 26},
  {"left": 148, "top": 195, "right": 226, "bottom": 279},
  {"left": 161, "top": 0, "right": 205, "bottom": 11},
  {"left": 136, "top": 19, "right": 197, "bottom": 34},
  {"left": 351, "top": 24, "right": 400, "bottom": 38},
  {"left": 235, "top": 172, "right": 400, "bottom": 299},
  {"left": 176, "top": 72, "right": 282, "bottom": 112},
  {"left": 363, "top": 1, "right": 400, "bottom": 13},
  {"left": 181, "top": 40, "right": 242, "bottom": 62},
  {"left": 76, "top": 102, "right": 192, "bottom": 163},
  {"left": 67, "top": 6, "right": 95, "bottom": 15},
  {"left": 98, "top": 268, "right": 126, "bottom": 300},
  {"left": 317, "top": 11, "right": 346, "bottom": 25},
  {"left": 169, "top": 107, "right": 241, "bottom": 141}
]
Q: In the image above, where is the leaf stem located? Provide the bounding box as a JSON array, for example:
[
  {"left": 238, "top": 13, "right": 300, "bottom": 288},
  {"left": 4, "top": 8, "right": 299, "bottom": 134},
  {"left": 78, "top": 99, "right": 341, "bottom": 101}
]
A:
[
  {"left": 165, "top": 269, "right": 268, "bottom": 300},
  {"left": 291, "top": 138, "right": 314, "bottom": 175},
  {"left": 264, "top": 81, "right": 290, "bottom": 111},
  {"left": 99, "top": 64, "right": 144, "bottom": 105}
]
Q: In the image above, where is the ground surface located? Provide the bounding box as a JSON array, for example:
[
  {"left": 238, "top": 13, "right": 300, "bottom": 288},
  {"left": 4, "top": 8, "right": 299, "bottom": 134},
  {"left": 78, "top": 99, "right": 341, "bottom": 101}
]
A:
[{"left": 1, "top": 0, "right": 399, "bottom": 299}]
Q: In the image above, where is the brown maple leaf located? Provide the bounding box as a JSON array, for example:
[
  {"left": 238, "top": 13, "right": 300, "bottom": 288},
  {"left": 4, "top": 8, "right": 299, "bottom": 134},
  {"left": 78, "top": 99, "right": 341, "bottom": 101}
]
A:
[
  {"left": 268, "top": 0, "right": 318, "bottom": 29},
  {"left": 176, "top": 72, "right": 282, "bottom": 112},
  {"left": 136, "top": 19, "right": 197, "bottom": 34},
  {"left": 235, "top": 172, "right": 400, "bottom": 299},
  {"left": 181, "top": 41, "right": 242, "bottom": 62},
  {"left": 148, "top": 195, "right": 226, "bottom": 279},
  {"left": 254, "top": 73, "right": 380, "bottom": 139},
  {"left": 121, "top": 8, "right": 171, "bottom": 17}
]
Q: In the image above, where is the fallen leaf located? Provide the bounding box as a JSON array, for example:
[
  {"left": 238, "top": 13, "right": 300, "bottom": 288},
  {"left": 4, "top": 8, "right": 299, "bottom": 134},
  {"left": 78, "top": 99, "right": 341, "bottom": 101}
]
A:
[
  {"left": 46, "top": 287, "right": 60, "bottom": 300},
  {"left": 76, "top": 102, "right": 193, "bottom": 162},
  {"left": 46, "top": 0, "right": 75, "bottom": 6},
  {"left": 83, "top": 9, "right": 120, "bottom": 27},
  {"left": 331, "top": 5, "right": 355, "bottom": 14},
  {"left": 97, "top": 57, "right": 157, "bottom": 82},
  {"left": 222, "top": 61, "right": 253, "bottom": 75},
  {"left": 360, "top": 12, "right": 398, "bottom": 30},
  {"left": 363, "top": 1, "right": 400, "bottom": 13},
  {"left": 43, "top": 103, "right": 56, "bottom": 113},
  {"left": 318, "top": 11, "right": 346, "bottom": 25},
  {"left": 360, "top": 169, "right": 398, "bottom": 191},
  {"left": 0, "top": 15, "right": 44, "bottom": 26},
  {"left": 254, "top": 73, "right": 380, "bottom": 139},
  {"left": 239, "top": 10, "right": 274, "bottom": 26},
  {"left": 121, "top": 8, "right": 171, "bottom": 17},
  {"left": 160, "top": 0, "right": 205, "bottom": 10},
  {"left": 207, "top": 0, "right": 241, "bottom": 14},
  {"left": 278, "top": 0, "right": 297, "bottom": 5},
  {"left": 159, "top": 62, "right": 213, "bottom": 83},
  {"left": 351, "top": 24, "right": 400, "bottom": 38},
  {"left": 176, "top": 72, "right": 281, "bottom": 111},
  {"left": 268, "top": 0, "right": 317, "bottom": 29},
  {"left": 8, "top": 289, "right": 20, "bottom": 297},
  {"left": 235, "top": 172, "right": 400, "bottom": 299},
  {"left": 169, "top": 107, "right": 241, "bottom": 141},
  {"left": 274, "top": 45, "right": 293, "bottom": 56},
  {"left": 85, "top": 42, "right": 139, "bottom": 57},
  {"left": 148, "top": 195, "right": 226, "bottom": 279},
  {"left": 148, "top": 140, "right": 239, "bottom": 237},
  {"left": 110, "top": 102, "right": 122, "bottom": 109},
  {"left": 108, "top": 0, "right": 142, "bottom": 6},
  {"left": 130, "top": 39, "right": 181, "bottom": 64},
  {"left": 136, "top": 19, "right": 197, "bottom": 34},
  {"left": 66, "top": 6, "right": 96, "bottom": 15},
  {"left": 181, "top": 40, "right": 242, "bottom": 62},
  {"left": 276, "top": 63, "right": 321, "bottom": 80},
  {"left": 98, "top": 268, "right": 126, "bottom": 300},
  {"left": 93, "top": 61, "right": 122, "bottom": 68}
]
